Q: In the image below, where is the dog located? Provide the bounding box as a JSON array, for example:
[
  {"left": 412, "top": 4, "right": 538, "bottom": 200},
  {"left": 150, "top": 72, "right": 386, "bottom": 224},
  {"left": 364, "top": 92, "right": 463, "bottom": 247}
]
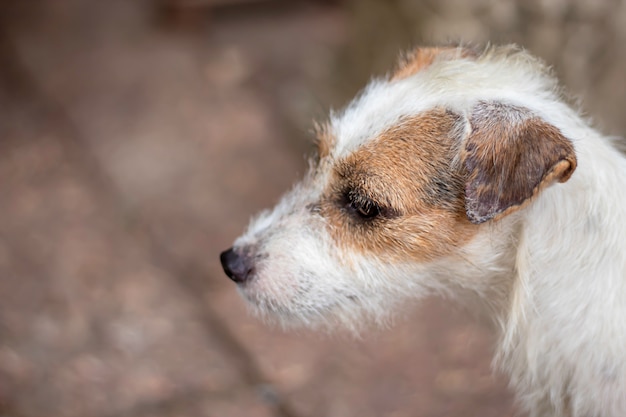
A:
[{"left": 220, "top": 45, "right": 626, "bottom": 417}]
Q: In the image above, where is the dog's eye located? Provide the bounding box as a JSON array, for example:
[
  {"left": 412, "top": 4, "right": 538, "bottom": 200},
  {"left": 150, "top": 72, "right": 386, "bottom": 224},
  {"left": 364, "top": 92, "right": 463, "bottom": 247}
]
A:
[
  {"left": 353, "top": 200, "right": 380, "bottom": 219},
  {"left": 345, "top": 195, "right": 381, "bottom": 220}
]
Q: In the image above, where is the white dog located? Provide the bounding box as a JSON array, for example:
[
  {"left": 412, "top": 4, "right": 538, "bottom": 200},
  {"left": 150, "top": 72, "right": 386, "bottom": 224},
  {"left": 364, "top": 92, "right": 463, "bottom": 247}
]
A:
[{"left": 220, "top": 45, "right": 626, "bottom": 417}]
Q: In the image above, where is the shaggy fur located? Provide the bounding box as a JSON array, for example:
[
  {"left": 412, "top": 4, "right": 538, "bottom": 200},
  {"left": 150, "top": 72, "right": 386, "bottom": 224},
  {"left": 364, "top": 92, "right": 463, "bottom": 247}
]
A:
[{"left": 220, "top": 45, "right": 626, "bottom": 417}]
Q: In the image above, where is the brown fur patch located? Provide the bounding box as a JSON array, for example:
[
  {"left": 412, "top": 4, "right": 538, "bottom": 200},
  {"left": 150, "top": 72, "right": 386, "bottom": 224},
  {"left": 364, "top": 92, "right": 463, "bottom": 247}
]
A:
[
  {"left": 392, "top": 46, "right": 477, "bottom": 81},
  {"left": 314, "top": 121, "right": 335, "bottom": 159},
  {"left": 463, "top": 101, "right": 577, "bottom": 224},
  {"left": 321, "top": 109, "right": 477, "bottom": 262}
]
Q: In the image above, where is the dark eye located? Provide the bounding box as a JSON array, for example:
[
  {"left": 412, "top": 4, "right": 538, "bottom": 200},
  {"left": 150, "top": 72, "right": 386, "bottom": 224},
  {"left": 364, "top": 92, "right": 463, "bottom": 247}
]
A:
[
  {"left": 353, "top": 200, "right": 380, "bottom": 219},
  {"left": 345, "top": 194, "right": 381, "bottom": 220}
]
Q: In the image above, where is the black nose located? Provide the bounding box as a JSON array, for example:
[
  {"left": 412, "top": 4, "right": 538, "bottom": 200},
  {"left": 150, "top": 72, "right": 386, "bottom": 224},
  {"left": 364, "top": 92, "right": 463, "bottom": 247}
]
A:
[{"left": 220, "top": 247, "right": 254, "bottom": 284}]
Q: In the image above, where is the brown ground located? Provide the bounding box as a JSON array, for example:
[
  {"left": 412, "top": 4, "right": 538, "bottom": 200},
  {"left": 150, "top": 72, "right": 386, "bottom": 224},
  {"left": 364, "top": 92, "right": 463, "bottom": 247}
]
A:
[{"left": 1, "top": 1, "right": 624, "bottom": 416}]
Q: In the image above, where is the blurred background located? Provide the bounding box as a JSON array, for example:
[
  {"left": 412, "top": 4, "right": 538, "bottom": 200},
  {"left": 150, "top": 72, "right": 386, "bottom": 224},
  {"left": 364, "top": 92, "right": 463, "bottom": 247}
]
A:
[{"left": 1, "top": 0, "right": 625, "bottom": 416}]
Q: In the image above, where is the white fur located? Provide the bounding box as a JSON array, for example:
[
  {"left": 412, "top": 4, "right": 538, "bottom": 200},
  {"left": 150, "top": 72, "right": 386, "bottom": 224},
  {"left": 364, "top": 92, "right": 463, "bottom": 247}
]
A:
[{"left": 229, "top": 45, "right": 626, "bottom": 417}]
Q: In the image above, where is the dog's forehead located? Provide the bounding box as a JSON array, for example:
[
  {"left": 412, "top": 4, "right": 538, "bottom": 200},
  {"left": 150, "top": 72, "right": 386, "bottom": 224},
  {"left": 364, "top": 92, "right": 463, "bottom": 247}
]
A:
[
  {"left": 327, "top": 47, "right": 557, "bottom": 160},
  {"left": 329, "top": 78, "right": 439, "bottom": 159}
]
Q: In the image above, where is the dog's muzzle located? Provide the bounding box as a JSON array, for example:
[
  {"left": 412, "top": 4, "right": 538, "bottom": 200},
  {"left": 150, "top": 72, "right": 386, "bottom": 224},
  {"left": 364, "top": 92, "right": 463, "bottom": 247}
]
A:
[{"left": 220, "top": 247, "right": 254, "bottom": 284}]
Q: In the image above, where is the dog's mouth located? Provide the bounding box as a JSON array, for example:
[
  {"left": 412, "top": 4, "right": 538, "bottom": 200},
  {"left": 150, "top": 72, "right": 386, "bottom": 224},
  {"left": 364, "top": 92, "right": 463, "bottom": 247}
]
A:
[
  {"left": 221, "top": 225, "right": 365, "bottom": 326},
  {"left": 236, "top": 272, "right": 361, "bottom": 323}
]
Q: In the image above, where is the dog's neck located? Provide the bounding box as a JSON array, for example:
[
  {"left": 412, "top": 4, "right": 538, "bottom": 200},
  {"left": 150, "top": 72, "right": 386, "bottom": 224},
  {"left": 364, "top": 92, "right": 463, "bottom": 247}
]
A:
[{"left": 442, "top": 122, "right": 626, "bottom": 416}]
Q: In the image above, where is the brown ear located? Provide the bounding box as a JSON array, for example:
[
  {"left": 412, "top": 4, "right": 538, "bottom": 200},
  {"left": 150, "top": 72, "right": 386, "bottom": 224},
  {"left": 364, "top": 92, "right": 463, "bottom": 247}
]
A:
[{"left": 463, "top": 101, "right": 577, "bottom": 224}]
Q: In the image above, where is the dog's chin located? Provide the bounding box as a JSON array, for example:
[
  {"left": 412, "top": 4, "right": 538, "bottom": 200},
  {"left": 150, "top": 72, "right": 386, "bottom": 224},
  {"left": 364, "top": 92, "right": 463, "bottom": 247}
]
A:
[
  {"left": 237, "top": 284, "right": 337, "bottom": 328},
  {"left": 236, "top": 278, "right": 392, "bottom": 333}
]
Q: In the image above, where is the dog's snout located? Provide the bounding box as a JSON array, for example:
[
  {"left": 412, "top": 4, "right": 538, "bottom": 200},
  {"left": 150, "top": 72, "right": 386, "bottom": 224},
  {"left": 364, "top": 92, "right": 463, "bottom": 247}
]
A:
[{"left": 220, "top": 247, "right": 254, "bottom": 284}]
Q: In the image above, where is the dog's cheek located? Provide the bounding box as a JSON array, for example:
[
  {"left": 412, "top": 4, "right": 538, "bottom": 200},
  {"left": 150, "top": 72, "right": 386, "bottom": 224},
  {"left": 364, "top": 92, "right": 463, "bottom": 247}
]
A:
[
  {"left": 326, "top": 208, "right": 477, "bottom": 264},
  {"left": 384, "top": 212, "right": 477, "bottom": 261}
]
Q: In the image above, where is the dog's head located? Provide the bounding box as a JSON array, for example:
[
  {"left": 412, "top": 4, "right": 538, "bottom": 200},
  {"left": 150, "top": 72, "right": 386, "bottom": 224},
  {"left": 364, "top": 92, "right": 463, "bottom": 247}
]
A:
[{"left": 220, "top": 45, "right": 577, "bottom": 328}]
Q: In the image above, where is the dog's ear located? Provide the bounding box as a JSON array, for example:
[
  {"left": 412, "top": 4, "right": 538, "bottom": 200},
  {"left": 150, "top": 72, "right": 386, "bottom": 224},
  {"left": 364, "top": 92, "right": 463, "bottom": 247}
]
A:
[{"left": 462, "top": 101, "right": 577, "bottom": 224}]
